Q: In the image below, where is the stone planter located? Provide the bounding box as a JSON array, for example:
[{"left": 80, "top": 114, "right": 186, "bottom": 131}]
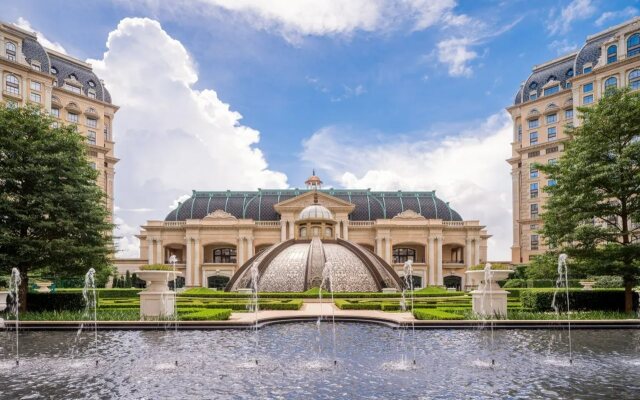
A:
[
  {"left": 465, "top": 269, "right": 513, "bottom": 318},
  {"left": 580, "top": 280, "right": 596, "bottom": 291},
  {"left": 135, "top": 270, "right": 182, "bottom": 319},
  {"left": 36, "top": 281, "right": 52, "bottom": 293},
  {"left": 382, "top": 288, "right": 398, "bottom": 294},
  {"left": 0, "top": 291, "right": 9, "bottom": 312}
]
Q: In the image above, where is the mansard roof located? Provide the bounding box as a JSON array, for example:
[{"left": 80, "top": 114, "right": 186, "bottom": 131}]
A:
[{"left": 165, "top": 189, "right": 463, "bottom": 222}]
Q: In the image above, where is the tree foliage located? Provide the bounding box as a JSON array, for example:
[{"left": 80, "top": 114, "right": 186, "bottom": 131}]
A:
[
  {"left": 0, "top": 106, "right": 113, "bottom": 309},
  {"left": 538, "top": 88, "right": 640, "bottom": 311}
]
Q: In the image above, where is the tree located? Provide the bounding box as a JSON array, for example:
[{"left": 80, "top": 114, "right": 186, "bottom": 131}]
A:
[
  {"left": 0, "top": 106, "right": 113, "bottom": 311},
  {"left": 538, "top": 88, "right": 640, "bottom": 312}
]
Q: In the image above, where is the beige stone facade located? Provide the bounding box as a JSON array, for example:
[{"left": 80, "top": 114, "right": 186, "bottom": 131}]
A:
[
  {"left": 0, "top": 22, "right": 118, "bottom": 218},
  {"left": 123, "top": 175, "right": 490, "bottom": 291},
  {"left": 507, "top": 17, "right": 640, "bottom": 264}
]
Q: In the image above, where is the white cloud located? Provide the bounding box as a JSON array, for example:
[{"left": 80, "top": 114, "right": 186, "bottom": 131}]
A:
[
  {"left": 595, "top": 7, "right": 639, "bottom": 26},
  {"left": 117, "top": 0, "right": 458, "bottom": 40},
  {"left": 88, "top": 18, "right": 288, "bottom": 258},
  {"left": 547, "top": 0, "right": 597, "bottom": 35},
  {"left": 548, "top": 39, "right": 578, "bottom": 55},
  {"left": 437, "top": 37, "right": 477, "bottom": 77},
  {"left": 14, "top": 17, "right": 67, "bottom": 54},
  {"left": 301, "top": 112, "right": 514, "bottom": 260}
]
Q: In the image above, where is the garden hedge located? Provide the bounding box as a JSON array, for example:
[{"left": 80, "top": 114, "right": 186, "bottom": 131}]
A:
[
  {"left": 413, "top": 309, "right": 464, "bottom": 320},
  {"left": 27, "top": 292, "right": 85, "bottom": 312},
  {"left": 178, "top": 287, "right": 465, "bottom": 299},
  {"left": 520, "top": 289, "right": 638, "bottom": 312},
  {"left": 180, "top": 308, "right": 232, "bottom": 321}
]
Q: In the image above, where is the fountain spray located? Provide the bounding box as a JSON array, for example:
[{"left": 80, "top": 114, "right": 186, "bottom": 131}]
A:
[
  {"left": 318, "top": 261, "right": 337, "bottom": 367},
  {"left": 9, "top": 268, "right": 21, "bottom": 366},
  {"left": 402, "top": 260, "right": 417, "bottom": 366},
  {"left": 169, "top": 254, "right": 179, "bottom": 367},
  {"left": 82, "top": 268, "right": 98, "bottom": 366},
  {"left": 249, "top": 261, "right": 260, "bottom": 365},
  {"left": 552, "top": 254, "right": 573, "bottom": 365}
]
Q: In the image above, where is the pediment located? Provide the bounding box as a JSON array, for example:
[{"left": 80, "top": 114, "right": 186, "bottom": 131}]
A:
[
  {"left": 392, "top": 209, "right": 426, "bottom": 220},
  {"left": 203, "top": 209, "right": 237, "bottom": 220},
  {"left": 274, "top": 191, "right": 355, "bottom": 212}
]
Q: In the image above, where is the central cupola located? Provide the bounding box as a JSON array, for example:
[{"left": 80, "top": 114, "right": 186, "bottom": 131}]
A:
[{"left": 296, "top": 171, "right": 335, "bottom": 239}]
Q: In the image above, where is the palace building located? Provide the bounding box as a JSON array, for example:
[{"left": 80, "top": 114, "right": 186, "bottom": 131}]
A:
[
  {"left": 507, "top": 17, "right": 640, "bottom": 264},
  {"left": 0, "top": 22, "right": 118, "bottom": 218},
  {"left": 119, "top": 173, "right": 490, "bottom": 291}
]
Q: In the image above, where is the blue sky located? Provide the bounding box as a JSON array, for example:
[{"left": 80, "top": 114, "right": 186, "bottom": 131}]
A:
[{"left": 4, "top": 0, "right": 639, "bottom": 259}]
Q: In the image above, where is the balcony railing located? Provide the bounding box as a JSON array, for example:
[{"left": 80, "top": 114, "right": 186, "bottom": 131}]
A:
[
  {"left": 349, "top": 221, "right": 374, "bottom": 227},
  {"left": 255, "top": 221, "right": 280, "bottom": 227},
  {"left": 163, "top": 221, "right": 186, "bottom": 227}
]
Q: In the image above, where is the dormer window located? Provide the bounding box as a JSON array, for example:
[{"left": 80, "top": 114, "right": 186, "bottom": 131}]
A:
[
  {"left": 543, "top": 85, "right": 559, "bottom": 96},
  {"left": 51, "top": 66, "right": 58, "bottom": 75},
  {"left": 5, "top": 42, "right": 16, "bottom": 61},
  {"left": 64, "top": 83, "right": 82, "bottom": 94},
  {"left": 529, "top": 91, "right": 537, "bottom": 101},
  {"left": 88, "top": 88, "right": 96, "bottom": 99},
  {"left": 69, "top": 73, "right": 78, "bottom": 81},
  {"left": 583, "top": 65, "right": 592, "bottom": 74},
  {"left": 566, "top": 68, "right": 574, "bottom": 78},
  {"left": 607, "top": 45, "right": 617, "bottom": 64},
  {"left": 88, "top": 80, "right": 96, "bottom": 88},
  {"left": 628, "top": 33, "right": 640, "bottom": 57},
  {"left": 31, "top": 61, "right": 41, "bottom": 71}
]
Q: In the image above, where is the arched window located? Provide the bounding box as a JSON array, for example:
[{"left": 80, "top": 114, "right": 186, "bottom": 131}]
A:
[
  {"left": 566, "top": 68, "right": 574, "bottom": 78},
  {"left": 628, "top": 33, "right": 640, "bottom": 57},
  {"left": 630, "top": 70, "right": 640, "bottom": 91},
  {"left": 5, "top": 42, "right": 16, "bottom": 60},
  {"left": 393, "top": 248, "right": 416, "bottom": 264},
  {"left": 607, "top": 45, "right": 617, "bottom": 64},
  {"left": 604, "top": 76, "right": 617, "bottom": 93},
  {"left": 5, "top": 74, "right": 19, "bottom": 95},
  {"left": 299, "top": 227, "right": 307, "bottom": 238},
  {"left": 213, "top": 248, "right": 236, "bottom": 263}
]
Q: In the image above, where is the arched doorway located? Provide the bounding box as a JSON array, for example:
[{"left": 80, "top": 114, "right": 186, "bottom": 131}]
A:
[
  {"left": 208, "top": 275, "right": 230, "bottom": 290},
  {"left": 443, "top": 275, "right": 462, "bottom": 291}
]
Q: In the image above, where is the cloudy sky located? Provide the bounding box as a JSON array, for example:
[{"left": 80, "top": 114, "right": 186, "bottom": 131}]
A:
[{"left": 4, "top": 0, "right": 637, "bottom": 260}]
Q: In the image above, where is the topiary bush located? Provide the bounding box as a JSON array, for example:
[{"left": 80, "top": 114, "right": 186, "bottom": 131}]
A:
[
  {"left": 413, "top": 308, "right": 464, "bottom": 320},
  {"left": 520, "top": 289, "right": 638, "bottom": 312},
  {"left": 592, "top": 275, "right": 624, "bottom": 288},
  {"left": 180, "top": 308, "right": 232, "bottom": 321}
]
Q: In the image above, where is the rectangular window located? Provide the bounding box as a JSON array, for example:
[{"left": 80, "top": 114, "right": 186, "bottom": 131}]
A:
[
  {"left": 548, "top": 127, "right": 557, "bottom": 140},
  {"left": 565, "top": 109, "right": 573, "bottom": 119},
  {"left": 67, "top": 113, "right": 79, "bottom": 123},
  {"left": 528, "top": 151, "right": 540, "bottom": 158},
  {"left": 528, "top": 119, "right": 539, "bottom": 129},
  {"left": 517, "top": 125, "right": 522, "bottom": 142},
  {"left": 583, "top": 66, "right": 592, "bottom": 74},
  {"left": 583, "top": 94, "right": 594, "bottom": 104},
  {"left": 29, "top": 92, "right": 41, "bottom": 103},
  {"left": 543, "top": 85, "right": 559, "bottom": 96},
  {"left": 548, "top": 179, "right": 557, "bottom": 186},
  {"left": 30, "top": 81, "right": 41, "bottom": 92},
  {"left": 531, "top": 204, "right": 539, "bottom": 219},
  {"left": 88, "top": 89, "right": 96, "bottom": 99},
  {"left": 531, "top": 234, "right": 539, "bottom": 250},
  {"left": 87, "top": 131, "right": 96, "bottom": 145},
  {"left": 529, "top": 131, "right": 538, "bottom": 145},
  {"left": 87, "top": 118, "right": 98, "bottom": 128},
  {"left": 530, "top": 166, "right": 538, "bottom": 179},
  {"left": 31, "top": 63, "right": 41, "bottom": 71},
  {"left": 90, "top": 162, "right": 97, "bottom": 169},
  {"left": 546, "top": 146, "right": 559, "bottom": 154},
  {"left": 529, "top": 92, "right": 538, "bottom": 100},
  {"left": 50, "top": 108, "right": 60, "bottom": 118},
  {"left": 583, "top": 82, "right": 593, "bottom": 93},
  {"left": 546, "top": 114, "right": 557, "bottom": 124},
  {"left": 548, "top": 158, "right": 557, "bottom": 165},
  {"left": 530, "top": 183, "right": 539, "bottom": 198},
  {"left": 565, "top": 82, "right": 572, "bottom": 89},
  {"left": 65, "top": 84, "right": 82, "bottom": 94}
]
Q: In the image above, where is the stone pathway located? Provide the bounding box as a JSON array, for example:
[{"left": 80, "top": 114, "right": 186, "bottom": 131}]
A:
[{"left": 229, "top": 301, "right": 416, "bottom": 324}]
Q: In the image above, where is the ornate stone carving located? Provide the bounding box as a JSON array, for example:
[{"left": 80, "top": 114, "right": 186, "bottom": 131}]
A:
[
  {"left": 204, "top": 209, "right": 237, "bottom": 220},
  {"left": 392, "top": 209, "right": 426, "bottom": 220}
]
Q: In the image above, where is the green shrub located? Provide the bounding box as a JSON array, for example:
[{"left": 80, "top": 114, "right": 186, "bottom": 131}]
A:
[
  {"left": 520, "top": 289, "right": 638, "bottom": 312},
  {"left": 469, "top": 263, "right": 511, "bottom": 271},
  {"left": 178, "top": 287, "right": 465, "bottom": 299},
  {"left": 27, "top": 292, "right": 85, "bottom": 312},
  {"left": 380, "top": 302, "right": 402, "bottom": 311},
  {"left": 503, "top": 279, "right": 526, "bottom": 288},
  {"left": 180, "top": 308, "right": 232, "bottom": 321},
  {"left": 335, "top": 300, "right": 382, "bottom": 310},
  {"left": 139, "top": 264, "right": 175, "bottom": 271},
  {"left": 98, "top": 289, "right": 140, "bottom": 299},
  {"left": 413, "top": 308, "right": 464, "bottom": 320},
  {"left": 592, "top": 275, "right": 624, "bottom": 288}
]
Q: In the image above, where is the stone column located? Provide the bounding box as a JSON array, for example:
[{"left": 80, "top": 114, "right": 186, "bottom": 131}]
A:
[
  {"left": 238, "top": 237, "right": 245, "bottom": 266},
  {"left": 156, "top": 240, "right": 163, "bottom": 264},
  {"left": 193, "top": 238, "right": 200, "bottom": 287},
  {"left": 247, "top": 237, "right": 254, "bottom": 259},
  {"left": 474, "top": 239, "right": 480, "bottom": 266},
  {"left": 428, "top": 237, "right": 435, "bottom": 285},
  {"left": 147, "top": 240, "right": 155, "bottom": 264},
  {"left": 343, "top": 220, "right": 349, "bottom": 241},
  {"left": 288, "top": 220, "right": 294, "bottom": 240},
  {"left": 185, "top": 238, "right": 193, "bottom": 287},
  {"left": 385, "top": 237, "right": 392, "bottom": 265},
  {"left": 375, "top": 237, "right": 382, "bottom": 258},
  {"left": 280, "top": 220, "right": 286, "bottom": 242},
  {"left": 436, "top": 237, "right": 443, "bottom": 286},
  {"left": 465, "top": 238, "right": 472, "bottom": 267}
]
